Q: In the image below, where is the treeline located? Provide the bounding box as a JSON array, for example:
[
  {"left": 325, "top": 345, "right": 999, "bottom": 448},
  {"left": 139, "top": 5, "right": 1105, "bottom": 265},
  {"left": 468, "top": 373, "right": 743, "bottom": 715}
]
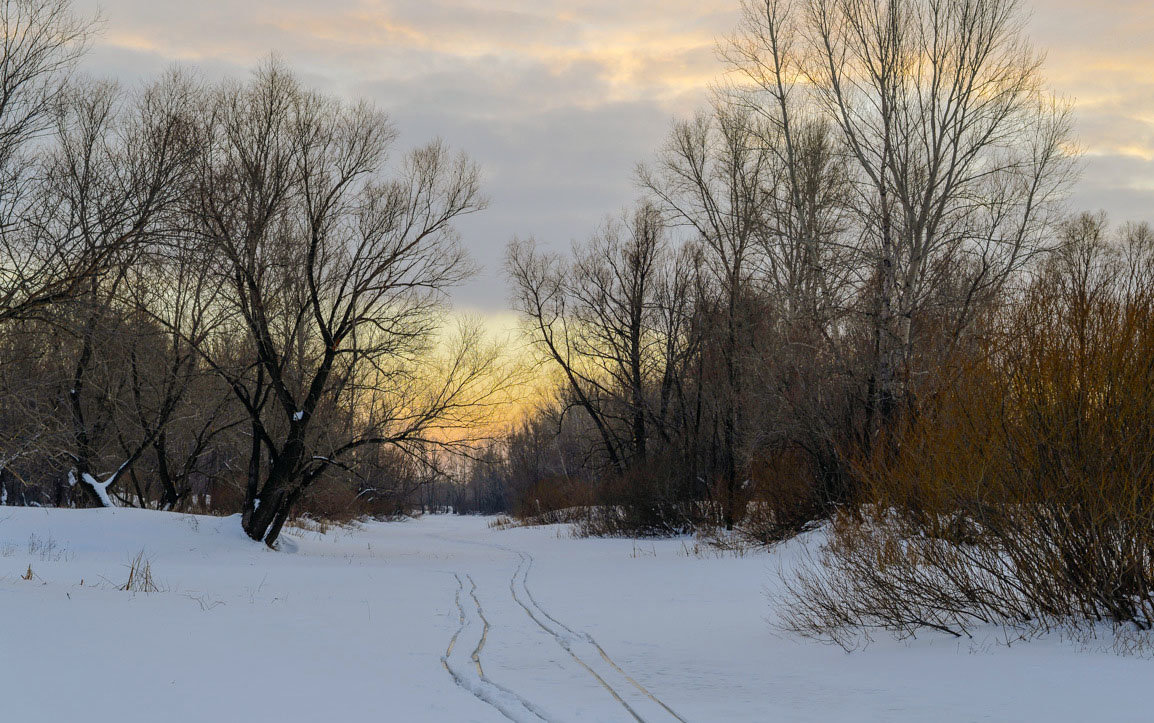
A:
[
  {"left": 462, "top": 0, "right": 1073, "bottom": 534},
  {"left": 457, "top": 0, "right": 1154, "bottom": 638},
  {"left": 0, "top": 0, "right": 502, "bottom": 546}
]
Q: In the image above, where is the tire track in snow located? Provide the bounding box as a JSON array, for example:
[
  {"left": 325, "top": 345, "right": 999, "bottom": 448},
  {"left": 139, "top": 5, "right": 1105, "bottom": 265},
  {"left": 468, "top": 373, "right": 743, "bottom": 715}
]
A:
[
  {"left": 441, "top": 572, "right": 553, "bottom": 722},
  {"left": 509, "top": 551, "right": 689, "bottom": 723}
]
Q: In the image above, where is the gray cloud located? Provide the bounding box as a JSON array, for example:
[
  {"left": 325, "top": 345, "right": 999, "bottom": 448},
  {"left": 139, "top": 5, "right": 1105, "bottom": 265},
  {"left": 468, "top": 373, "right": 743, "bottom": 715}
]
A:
[{"left": 68, "top": 0, "right": 1154, "bottom": 310}]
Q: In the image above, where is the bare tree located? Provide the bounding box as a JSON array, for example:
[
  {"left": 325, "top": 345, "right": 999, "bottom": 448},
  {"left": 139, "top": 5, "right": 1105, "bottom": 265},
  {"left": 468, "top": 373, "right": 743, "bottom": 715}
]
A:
[
  {"left": 0, "top": 0, "right": 103, "bottom": 323},
  {"left": 506, "top": 236, "right": 627, "bottom": 475},
  {"left": 719, "top": 0, "right": 865, "bottom": 512},
  {"left": 117, "top": 215, "right": 238, "bottom": 510},
  {"left": 46, "top": 74, "right": 199, "bottom": 506},
  {"left": 507, "top": 202, "right": 673, "bottom": 477},
  {"left": 570, "top": 202, "right": 668, "bottom": 464},
  {"left": 186, "top": 62, "right": 496, "bottom": 546},
  {"left": 725, "top": 1, "right": 855, "bottom": 325},
  {"left": 800, "top": 0, "right": 1074, "bottom": 433},
  {"left": 640, "top": 106, "right": 772, "bottom": 529}
]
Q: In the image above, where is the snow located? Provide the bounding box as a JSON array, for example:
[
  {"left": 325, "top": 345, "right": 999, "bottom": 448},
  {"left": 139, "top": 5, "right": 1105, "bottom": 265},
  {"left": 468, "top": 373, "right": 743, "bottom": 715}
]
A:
[
  {"left": 0, "top": 508, "right": 1150, "bottom": 722},
  {"left": 293, "top": 411, "right": 304, "bottom": 421},
  {"left": 81, "top": 472, "right": 116, "bottom": 508},
  {"left": 66, "top": 468, "right": 120, "bottom": 508}
]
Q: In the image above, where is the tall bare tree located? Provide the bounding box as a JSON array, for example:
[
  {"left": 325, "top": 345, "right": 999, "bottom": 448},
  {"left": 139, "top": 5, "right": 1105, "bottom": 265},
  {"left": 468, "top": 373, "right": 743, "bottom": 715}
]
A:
[
  {"left": 47, "top": 74, "right": 200, "bottom": 506},
  {"left": 800, "top": 0, "right": 1074, "bottom": 432},
  {"left": 508, "top": 202, "right": 674, "bottom": 476},
  {"left": 187, "top": 62, "right": 496, "bottom": 546},
  {"left": 506, "top": 237, "right": 627, "bottom": 475}
]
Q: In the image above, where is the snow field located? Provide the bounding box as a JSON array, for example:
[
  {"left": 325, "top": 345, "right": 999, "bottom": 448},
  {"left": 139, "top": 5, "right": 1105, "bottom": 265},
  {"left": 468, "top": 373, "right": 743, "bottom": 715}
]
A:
[{"left": 0, "top": 508, "right": 1151, "bottom": 721}]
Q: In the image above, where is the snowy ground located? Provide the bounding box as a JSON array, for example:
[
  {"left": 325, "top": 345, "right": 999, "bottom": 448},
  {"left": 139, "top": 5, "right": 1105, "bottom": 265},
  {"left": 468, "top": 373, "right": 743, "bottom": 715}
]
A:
[{"left": 0, "top": 508, "right": 1150, "bottom": 722}]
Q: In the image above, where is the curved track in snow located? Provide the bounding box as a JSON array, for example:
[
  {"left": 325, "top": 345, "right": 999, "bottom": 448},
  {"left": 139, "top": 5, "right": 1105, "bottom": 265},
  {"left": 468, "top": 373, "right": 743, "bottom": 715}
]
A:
[{"left": 441, "top": 572, "right": 553, "bottom": 722}]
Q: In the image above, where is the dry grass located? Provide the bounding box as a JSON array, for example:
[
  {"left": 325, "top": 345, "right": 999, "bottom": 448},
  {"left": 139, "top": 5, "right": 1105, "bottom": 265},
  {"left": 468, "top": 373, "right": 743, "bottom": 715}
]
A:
[
  {"left": 119, "top": 550, "right": 161, "bottom": 593},
  {"left": 487, "top": 515, "right": 518, "bottom": 530},
  {"left": 26, "top": 533, "right": 70, "bottom": 562}
]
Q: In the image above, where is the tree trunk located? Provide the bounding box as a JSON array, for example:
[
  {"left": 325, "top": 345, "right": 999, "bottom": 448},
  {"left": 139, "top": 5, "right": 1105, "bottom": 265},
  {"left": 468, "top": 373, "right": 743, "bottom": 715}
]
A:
[
  {"left": 242, "top": 482, "right": 288, "bottom": 545},
  {"left": 243, "top": 438, "right": 306, "bottom": 547},
  {"left": 264, "top": 487, "right": 304, "bottom": 548},
  {"left": 155, "top": 432, "right": 180, "bottom": 511},
  {"left": 241, "top": 418, "right": 263, "bottom": 530},
  {"left": 72, "top": 468, "right": 111, "bottom": 508}
]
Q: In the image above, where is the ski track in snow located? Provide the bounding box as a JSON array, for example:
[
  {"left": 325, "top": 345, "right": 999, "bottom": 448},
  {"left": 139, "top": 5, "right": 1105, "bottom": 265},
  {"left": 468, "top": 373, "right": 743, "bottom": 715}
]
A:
[
  {"left": 509, "top": 550, "right": 688, "bottom": 723},
  {"left": 435, "top": 534, "right": 687, "bottom": 722},
  {"left": 441, "top": 571, "right": 552, "bottom": 722}
]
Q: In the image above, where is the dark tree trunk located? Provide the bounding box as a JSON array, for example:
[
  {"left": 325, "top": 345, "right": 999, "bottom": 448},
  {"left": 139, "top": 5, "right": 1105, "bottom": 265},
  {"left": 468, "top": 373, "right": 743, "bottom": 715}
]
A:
[
  {"left": 242, "top": 482, "right": 288, "bottom": 545},
  {"left": 155, "top": 432, "right": 179, "bottom": 510},
  {"left": 242, "top": 434, "right": 307, "bottom": 547},
  {"left": 241, "top": 418, "right": 263, "bottom": 530},
  {"left": 72, "top": 469, "right": 108, "bottom": 508},
  {"left": 264, "top": 487, "right": 305, "bottom": 548}
]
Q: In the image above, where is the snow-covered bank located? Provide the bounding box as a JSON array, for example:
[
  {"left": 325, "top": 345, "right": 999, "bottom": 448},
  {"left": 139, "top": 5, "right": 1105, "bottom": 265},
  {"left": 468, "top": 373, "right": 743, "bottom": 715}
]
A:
[{"left": 0, "top": 508, "right": 1149, "bottom": 721}]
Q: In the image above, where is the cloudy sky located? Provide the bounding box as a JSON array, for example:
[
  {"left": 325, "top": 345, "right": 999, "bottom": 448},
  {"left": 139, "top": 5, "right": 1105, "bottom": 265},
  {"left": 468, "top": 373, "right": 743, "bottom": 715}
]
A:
[{"left": 72, "top": 0, "right": 1154, "bottom": 314}]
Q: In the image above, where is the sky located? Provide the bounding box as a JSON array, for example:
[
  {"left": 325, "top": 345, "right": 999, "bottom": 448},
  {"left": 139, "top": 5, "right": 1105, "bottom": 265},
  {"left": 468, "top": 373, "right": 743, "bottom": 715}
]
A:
[{"left": 72, "top": 0, "right": 1154, "bottom": 316}]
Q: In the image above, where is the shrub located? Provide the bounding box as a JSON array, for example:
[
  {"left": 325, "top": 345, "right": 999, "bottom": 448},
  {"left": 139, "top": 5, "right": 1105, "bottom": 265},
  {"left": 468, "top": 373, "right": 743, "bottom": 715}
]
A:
[
  {"left": 780, "top": 246, "right": 1154, "bottom": 645},
  {"left": 739, "top": 448, "right": 828, "bottom": 545},
  {"left": 575, "top": 461, "right": 709, "bottom": 537},
  {"left": 511, "top": 475, "right": 591, "bottom": 525}
]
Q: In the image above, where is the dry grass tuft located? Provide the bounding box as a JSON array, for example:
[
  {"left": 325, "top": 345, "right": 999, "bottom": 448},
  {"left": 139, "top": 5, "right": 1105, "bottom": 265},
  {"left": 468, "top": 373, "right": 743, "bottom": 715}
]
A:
[{"left": 119, "top": 550, "right": 161, "bottom": 593}]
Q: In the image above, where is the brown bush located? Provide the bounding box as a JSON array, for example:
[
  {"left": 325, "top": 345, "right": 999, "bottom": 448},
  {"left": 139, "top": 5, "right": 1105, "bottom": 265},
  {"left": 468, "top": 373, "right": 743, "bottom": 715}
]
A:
[
  {"left": 781, "top": 243, "right": 1154, "bottom": 645},
  {"left": 511, "top": 475, "right": 592, "bottom": 525},
  {"left": 740, "top": 448, "right": 827, "bottom": 545},
  {"left": 295, "top": 479, "right": 365, "bottom": 526}
]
